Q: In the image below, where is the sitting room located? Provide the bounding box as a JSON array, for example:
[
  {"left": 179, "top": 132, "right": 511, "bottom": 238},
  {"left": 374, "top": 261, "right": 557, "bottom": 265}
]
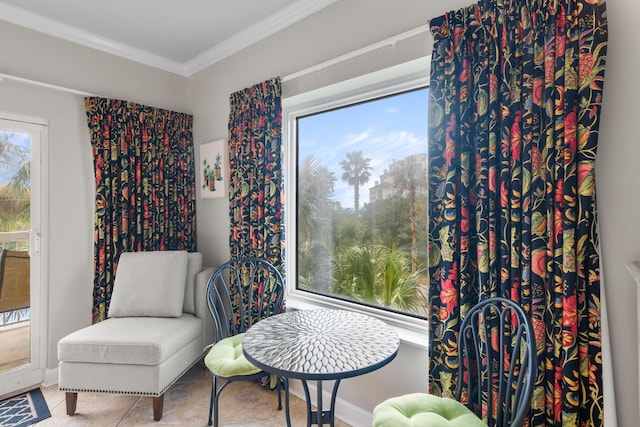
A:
[{"left": 0, "top": 0, "right": 636, "bottom": 426}]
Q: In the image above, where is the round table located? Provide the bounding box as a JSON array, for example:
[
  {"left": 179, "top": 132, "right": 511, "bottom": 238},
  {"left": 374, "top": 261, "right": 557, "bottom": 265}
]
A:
[{"left": 243, "top": 309, "right": 400, "bottom": 426}]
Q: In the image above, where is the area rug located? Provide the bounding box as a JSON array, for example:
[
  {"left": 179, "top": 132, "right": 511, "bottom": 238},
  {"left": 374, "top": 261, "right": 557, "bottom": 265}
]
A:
[{"left": 0, "top": 388, "right": 51, "bottom": 427}]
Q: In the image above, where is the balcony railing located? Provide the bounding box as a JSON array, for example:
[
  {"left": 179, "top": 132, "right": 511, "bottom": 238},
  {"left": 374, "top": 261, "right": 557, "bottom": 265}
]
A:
[{"left": 0, "top": 230, "right": 29, "bottom": 251}]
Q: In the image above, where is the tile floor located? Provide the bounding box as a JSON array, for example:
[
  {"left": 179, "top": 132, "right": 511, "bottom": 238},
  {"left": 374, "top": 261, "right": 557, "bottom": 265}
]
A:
[{"left": 36, "top": 364, "right": 352, "bottom": 426}]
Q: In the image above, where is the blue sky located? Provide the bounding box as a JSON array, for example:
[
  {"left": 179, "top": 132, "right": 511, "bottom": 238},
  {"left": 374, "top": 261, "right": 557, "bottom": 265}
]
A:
[{"left": 298, "top": 87, "right": 429, "bottom": 209}]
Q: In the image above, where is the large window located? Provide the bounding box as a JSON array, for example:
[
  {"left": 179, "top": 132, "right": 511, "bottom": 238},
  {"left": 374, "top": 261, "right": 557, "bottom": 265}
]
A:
[{"left": 285, "top": 68, "right": 429, "bottom": 321}]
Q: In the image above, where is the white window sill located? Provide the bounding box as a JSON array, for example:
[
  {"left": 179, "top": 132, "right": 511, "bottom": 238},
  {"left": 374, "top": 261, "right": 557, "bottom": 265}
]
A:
[{"left": 285, "top": 292, "right": 428, "bottom": 350}]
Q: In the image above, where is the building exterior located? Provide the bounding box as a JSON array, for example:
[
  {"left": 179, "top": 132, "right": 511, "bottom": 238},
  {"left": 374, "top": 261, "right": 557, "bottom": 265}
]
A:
[{"left": 369, "top": 153, "right": 427, "bottom": 203}]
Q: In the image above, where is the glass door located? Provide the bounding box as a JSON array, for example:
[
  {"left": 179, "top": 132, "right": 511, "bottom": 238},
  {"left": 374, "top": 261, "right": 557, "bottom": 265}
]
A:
[{"left": 0, "top": 115, "right": 46, "bottom": 395}]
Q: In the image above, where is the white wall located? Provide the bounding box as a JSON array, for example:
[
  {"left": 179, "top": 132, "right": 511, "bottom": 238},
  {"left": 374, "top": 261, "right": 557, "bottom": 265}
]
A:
[
  {"left": 0, "top": 0, "right": 637, "bottom": 425},
  {"left": 0, "top": 20, "right": 189, "bottom": 371}
]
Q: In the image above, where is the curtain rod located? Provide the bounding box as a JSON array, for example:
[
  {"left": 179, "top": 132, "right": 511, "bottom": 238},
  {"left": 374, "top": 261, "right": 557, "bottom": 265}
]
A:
[
  {"left": 0, "top": 72, "right": 96, "bottom": 97},
  {"left": 281, "top": 25, "right": 428, "bottom": 83},
  {"left": 1, "top": 25, "right": 429, "bottom": 92}
]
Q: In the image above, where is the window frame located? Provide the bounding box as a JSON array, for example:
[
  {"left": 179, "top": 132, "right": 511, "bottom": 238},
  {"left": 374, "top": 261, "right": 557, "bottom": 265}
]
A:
[{"left": 283, "top": 58, "right": 431, "bottom": 348}]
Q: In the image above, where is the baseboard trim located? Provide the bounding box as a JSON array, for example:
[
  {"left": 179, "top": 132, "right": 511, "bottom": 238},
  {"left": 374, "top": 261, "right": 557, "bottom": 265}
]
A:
[
  {"left": 42, "top": 366, "right": 58, "bottom": 387},
  {"left": 0, "top": 369, "right": 44, "bottom": 397}
]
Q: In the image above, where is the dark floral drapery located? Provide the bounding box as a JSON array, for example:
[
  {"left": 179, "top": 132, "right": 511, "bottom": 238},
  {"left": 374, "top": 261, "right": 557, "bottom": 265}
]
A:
[
  {"left": 227, "top": 78, "right": 284, "bottom": 330},
  {"left": 227, "top": 78, "right": 284, "bottom": 268},
  {"left": 85, "top": 97, "right": 197, "bottom": 323},
  {"left": 427, "top": 0, "right": 607, "bottom": 426}
]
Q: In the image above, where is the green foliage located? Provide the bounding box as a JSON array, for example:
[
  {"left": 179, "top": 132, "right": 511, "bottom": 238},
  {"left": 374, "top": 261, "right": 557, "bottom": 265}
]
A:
[
  {"left": 333, "top": 245, "right": 427, "bottom": 314},
  {"left": 0, "top": 132, "right": 30, "bottom": 232},
  {"left": 297, "top": 150, "right": 428, "bottom": 316},
  {"left": 298, "top": 156, "right": 335, "bottom": 242},
  {"left": 297, "top": 156, "right": 336, "bottom": 294},
  {"left": 0, "top": 185, "right": 30, "bottom": 232},
  {"left": 333, "top": 219, "right": 374, "bottom": 250},
  {"left": 361, "top": 196, "right": 411, "bottom": 245},
  {"left": 202, "top": 159, "right": 215, "bottom": 181}
]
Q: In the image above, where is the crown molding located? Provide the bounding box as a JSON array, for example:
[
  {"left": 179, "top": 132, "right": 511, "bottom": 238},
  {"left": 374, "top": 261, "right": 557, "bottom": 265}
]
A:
[
  {"left": 184, "top": 0, "right": 338, "bottom": 76},
  {"left": 0, "top": 2, "right": 185, "bottom": 75},
  {"left": 0, "top": 0, "right": 338, "bottom": 77}
]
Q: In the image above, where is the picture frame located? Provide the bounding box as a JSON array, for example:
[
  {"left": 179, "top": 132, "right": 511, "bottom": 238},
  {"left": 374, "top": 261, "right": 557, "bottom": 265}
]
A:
[{"left": 200, "top": 139, "right": 226, "bottom": 199}]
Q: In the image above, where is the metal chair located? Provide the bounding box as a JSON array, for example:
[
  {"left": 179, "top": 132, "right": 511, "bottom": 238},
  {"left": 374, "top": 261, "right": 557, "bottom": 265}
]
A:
[
  {"left": 204, "top": 257, "right": 289, "bottom": 427},
  {"left": 373, "top": 297, "right": 537, "bottom": 427}
]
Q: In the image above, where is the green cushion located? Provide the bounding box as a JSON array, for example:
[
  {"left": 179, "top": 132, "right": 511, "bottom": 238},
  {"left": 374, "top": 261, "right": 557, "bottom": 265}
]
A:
[
  {"left": 372, "top": 393, "right": 487, "bottom": 427},
  {"left": 204, "top": 333, "right": 261, "bottom": 378}
]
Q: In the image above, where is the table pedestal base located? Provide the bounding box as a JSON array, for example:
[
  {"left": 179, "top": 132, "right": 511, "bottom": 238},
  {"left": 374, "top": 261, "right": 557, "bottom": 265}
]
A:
[{"left": 301, "top": 379, "right": 341, "bottom": 427}]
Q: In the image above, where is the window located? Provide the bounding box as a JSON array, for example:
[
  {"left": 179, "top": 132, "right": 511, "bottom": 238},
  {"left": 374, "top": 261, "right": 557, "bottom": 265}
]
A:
[{"left": 284, "top": 59, "right": 430, "bottom": 336}]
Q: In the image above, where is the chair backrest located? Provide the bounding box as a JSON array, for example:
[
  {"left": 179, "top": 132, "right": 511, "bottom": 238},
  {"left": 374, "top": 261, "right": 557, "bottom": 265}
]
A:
[
  {"left": 0, "top": 250, "right": 30, "bottom": 313},
  {"left": 456, "top": 297, "right": 537, "bottom": 427},
  {"left": 205, "top": 257, "right": 285, "bottom": 343}
]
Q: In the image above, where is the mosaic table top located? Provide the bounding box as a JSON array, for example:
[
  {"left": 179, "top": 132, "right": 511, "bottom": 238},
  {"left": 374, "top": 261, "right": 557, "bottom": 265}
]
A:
[{"left": 243, "top": 309, "right": 399, "bottom": 380}]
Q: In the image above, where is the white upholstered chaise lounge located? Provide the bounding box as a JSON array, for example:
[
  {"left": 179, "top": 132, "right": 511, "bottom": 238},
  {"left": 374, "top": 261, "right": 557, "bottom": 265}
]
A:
[{"left": 57, "top": 250, "right": 214, "bottom": 421}]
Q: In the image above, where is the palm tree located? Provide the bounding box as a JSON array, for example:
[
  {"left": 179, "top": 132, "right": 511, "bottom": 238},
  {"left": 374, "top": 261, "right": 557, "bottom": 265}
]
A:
[
  {"left": 298, "top": 156, "right": 335, "bottom": 242},
  {"left": 392, "top": 154, "right": 427, "bottom": 272},
  {"left": 0, "top": 132, "right": 29, "bottom": 189},
  {"left": 298, "top": 156, "right": 336, "bottom": 293},
  {"left": 339, "top": 150, "right": 372, "bottom": 217},
  {"left": 0, "top": 132, "right": 30, "bottom": 232}
]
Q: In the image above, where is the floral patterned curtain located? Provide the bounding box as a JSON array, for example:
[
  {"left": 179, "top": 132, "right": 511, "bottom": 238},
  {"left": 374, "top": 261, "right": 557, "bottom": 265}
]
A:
[
  {"left": 427, "top": 0, "right": 607, "bottom": 425},
  {"left": 227, "top": 78, "right": 284, "bottom": 269},
  {"left": 85, "top": 97, "right": 197, "bottom": 323}
]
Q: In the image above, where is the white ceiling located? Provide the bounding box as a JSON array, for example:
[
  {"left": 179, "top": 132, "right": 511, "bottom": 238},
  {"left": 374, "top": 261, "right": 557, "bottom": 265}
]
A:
[{"left": 0, "top": 0, "right": 337, "bottom": 76}]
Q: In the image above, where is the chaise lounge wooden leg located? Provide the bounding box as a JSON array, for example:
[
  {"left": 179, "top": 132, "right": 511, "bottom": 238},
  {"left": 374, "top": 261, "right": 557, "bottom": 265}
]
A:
[
  {"left": 153, "top": 395, "right": 164, "bottom": 421},
  {"left": 65, "top": 392, "right": 77, "bottom": 415}
]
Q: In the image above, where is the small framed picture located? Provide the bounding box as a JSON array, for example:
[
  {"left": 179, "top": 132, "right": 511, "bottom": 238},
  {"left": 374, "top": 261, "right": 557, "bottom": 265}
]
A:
[{"left": 200, "top": 139, "right": 226, "bottom": 199}]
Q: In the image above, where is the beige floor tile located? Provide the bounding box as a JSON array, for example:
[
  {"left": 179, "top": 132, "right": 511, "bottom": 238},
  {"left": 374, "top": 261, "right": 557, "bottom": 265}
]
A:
[
  {"left": 34, "top": 365, "right": 352, "bottom": 427},
  {"left": 38, "top": 390, "right": 140, "bottom": 427}
]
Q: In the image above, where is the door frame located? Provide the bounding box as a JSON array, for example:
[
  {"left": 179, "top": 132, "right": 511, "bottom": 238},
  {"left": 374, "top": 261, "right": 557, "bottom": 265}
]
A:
[{"left": 0, "top": 112, "right": 49, "bottom": 395}]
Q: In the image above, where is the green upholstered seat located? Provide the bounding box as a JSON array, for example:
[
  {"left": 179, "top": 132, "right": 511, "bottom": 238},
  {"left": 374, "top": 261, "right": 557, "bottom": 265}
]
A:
[
  {"left": 205, "top": 257, "right": 287, "bottom": 427},
  {"left": 372, "top": 299, "right": 537, "bottom": 427},
  {"left": 204, "top": 333, "right": 261, "bottom": 378},
  {"left": 372, "top": 393, "right": 487, "bottom": 427}
]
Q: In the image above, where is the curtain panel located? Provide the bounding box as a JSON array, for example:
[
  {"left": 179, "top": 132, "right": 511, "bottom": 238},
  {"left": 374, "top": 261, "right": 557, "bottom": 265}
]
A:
[
  {"left": 227, "top": 77, "right": 284, "bottom": 267},
  {"left": 85, "top": 97, "right": 197, "bottom": 323},
  {"left": 227, "top": 78, "right": 284, "bottom": 327},
  {"left": 427, "top": 0, "right": 607, "bottom": 426}
]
